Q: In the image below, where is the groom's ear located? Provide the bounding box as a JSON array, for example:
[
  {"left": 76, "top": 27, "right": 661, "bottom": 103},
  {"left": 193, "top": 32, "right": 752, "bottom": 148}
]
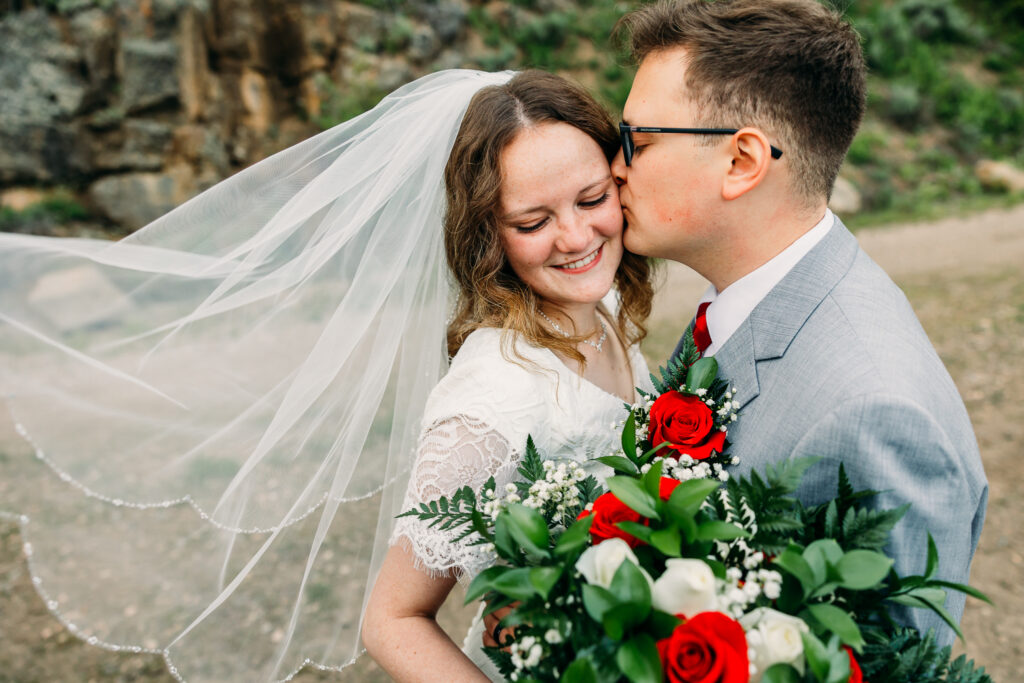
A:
[{"left": 721, "top": 128, "right": 773, "bottom": 201}]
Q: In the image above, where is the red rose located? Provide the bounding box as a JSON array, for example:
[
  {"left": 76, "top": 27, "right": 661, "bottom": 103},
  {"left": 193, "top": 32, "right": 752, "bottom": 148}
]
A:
[
  {"left": 649, "top": 391, "right": 727, "bottom": 460},
  {"left": 659, "top": 477, "right": 681, "bottom": 500},
  {"left": 577, "top": 491, "right": 645, "bottom": 547},
  {"left": 658, "top": 612, "right": 749, "bottom": 683},
  {"left": 845, "top": 647, "right": 864, "bottom": 683}
]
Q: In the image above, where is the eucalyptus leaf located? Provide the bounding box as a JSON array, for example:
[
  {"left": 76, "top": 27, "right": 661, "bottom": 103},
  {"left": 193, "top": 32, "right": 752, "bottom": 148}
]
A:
[
  {"left": 505, "top": 503, "right": 551, "bottom": 559},
  {"left": 773, "top": 546, "right": 816, "bottom": 594},
  {"left": 762, "top": 663, "right": 803, "bottom": 683},
  {"left": 464, "top": 566, "right": 507, "bottom": 604},
  {"left": 560, "top": 658, "right": 598, "bottom": 683},
  {"left": 807, "top": 603, "right": 864, "bottom": 651},
  {"left": 925, "top": 532, "right": 940, "bottom": 579},
  {"left": 666, "top": 478, "right": 721, "bottom": 520},
  {"left": 595, "top": 455, "right": 640, "bottom": 475},
  {"left": 609, "top": 559, "right": 652, "bottom": 616},
  {"left": 621, "top": 410, "right": 637, "bottom": 461},
  {"left": 836, "top": 549, "right": 893, "bottom": 590},
  {"left": 641, "top": 459, "right": 664, "bottom": 499},
  {"left": 649, "top": 526, "right": 683, "bottom": 558},
  {"left": 493, "top": 515, "right": 516, "bottom": 559},
  {"left": 582, "top": 584, "right": 618, "bottom": 623},
  {"left": 616, "top": 634, "right": 662, "bottom": 683},
  {"left": 801, "top": 631, "right": 830, "bottom": 681},
  {"left": 616, "top": 520, "right": 654, "bottom": 544},
  {"left": 529, "top": 566, "right": 563, "bottom": 599},
  {"left": 607, "top": 476, "right": 660, "bottom": 519},
  {"left": 694, "top": 520, "right": 750, "bottom": 542},
  {"left": 685, "top": 356, "right": 718, "bottom": 390},
  {"left": 554, "top": 516, "right": 593, "bottom": 557},
  {"left": 491, "top": 568, "right": 541, "bottom": 602}
]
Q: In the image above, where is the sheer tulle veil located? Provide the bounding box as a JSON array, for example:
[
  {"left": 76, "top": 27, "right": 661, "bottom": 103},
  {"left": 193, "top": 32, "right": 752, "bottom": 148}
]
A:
[{"left": 0, "top": 69, "right": 514, "bottom": 682}]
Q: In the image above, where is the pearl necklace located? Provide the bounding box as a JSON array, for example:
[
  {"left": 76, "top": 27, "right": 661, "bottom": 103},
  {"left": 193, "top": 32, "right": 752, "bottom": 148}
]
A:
[{"left": 538, "top": 310, "right": 608, "bottom": 352}]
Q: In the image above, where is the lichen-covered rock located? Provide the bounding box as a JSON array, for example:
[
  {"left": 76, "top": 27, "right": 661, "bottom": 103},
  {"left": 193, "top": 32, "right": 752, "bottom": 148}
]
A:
[
  {"left": 120, "top": 39, "right": 181, "bottom": 113},
  {"left": 88, "top": 165, "right": 198, "bottom": 229}
]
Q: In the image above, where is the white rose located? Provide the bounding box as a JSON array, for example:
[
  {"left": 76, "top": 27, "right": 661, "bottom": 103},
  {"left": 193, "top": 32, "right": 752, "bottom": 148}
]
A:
[
  {"left": 650, "top": 558, "right": 718, "bottom": 617},
  {"left": 739, "top": 607, "right": 809, "bottom": 681},
  {"left": 574, "top": 538, "right": 649, "bottom": 589}
]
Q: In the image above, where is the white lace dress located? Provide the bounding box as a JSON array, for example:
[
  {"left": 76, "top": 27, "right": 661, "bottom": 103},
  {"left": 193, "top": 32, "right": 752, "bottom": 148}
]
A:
[{"left": 390, "top": 327, "right": 653, "bottom": 681}]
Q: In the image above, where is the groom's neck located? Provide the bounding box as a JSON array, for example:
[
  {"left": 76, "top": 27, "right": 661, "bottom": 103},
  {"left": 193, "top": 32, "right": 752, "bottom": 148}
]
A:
[{"left": 702, "top": 200, "right": 827, "bottom": 293}]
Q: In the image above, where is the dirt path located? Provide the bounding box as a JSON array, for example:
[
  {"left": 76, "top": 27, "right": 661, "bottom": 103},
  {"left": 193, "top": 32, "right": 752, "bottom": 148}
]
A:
[{"left": 1, "top": 204, "right": 1022, "bottom": 681}]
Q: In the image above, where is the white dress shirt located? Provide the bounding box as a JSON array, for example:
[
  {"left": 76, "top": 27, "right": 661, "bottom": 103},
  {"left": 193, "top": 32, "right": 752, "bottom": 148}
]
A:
[{"left": 699, "top": 209, "right": 835, "bottom": 356}]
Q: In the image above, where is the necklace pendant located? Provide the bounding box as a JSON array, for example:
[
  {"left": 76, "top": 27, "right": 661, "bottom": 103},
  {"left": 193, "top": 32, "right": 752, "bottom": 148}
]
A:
[{"left": 539, "top": 310, "right": 607, "bottom": 353}]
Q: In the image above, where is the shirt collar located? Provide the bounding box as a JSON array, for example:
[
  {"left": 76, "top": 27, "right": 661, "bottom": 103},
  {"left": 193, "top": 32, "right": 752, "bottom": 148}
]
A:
[{"left": 699, "top": 209, "right": 835, "bottom": 356}]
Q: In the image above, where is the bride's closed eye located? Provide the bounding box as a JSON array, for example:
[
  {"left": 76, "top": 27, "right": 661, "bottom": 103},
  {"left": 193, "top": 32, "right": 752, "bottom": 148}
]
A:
[{"left": 580, "top": 193, "right": 610, "bottom": 208}]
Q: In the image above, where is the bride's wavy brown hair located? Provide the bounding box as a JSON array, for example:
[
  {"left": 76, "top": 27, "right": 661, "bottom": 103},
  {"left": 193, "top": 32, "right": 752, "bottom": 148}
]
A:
[{"left": 444, "top": 70, "right": 653, "bottom": 364}]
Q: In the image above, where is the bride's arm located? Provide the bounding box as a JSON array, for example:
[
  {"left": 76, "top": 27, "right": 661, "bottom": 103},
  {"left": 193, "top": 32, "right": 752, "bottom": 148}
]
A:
[
  {"left": 363, "top": 541, "right": 489, "bottom": 682},
  {"left": 364, "top": 411, "right": 523, "bottom": 680}
]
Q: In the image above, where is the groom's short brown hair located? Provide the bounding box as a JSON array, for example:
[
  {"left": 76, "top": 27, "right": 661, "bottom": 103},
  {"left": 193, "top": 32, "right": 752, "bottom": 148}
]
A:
[{"left": 616, "top": 0, "right": 866, "bottom": 202}]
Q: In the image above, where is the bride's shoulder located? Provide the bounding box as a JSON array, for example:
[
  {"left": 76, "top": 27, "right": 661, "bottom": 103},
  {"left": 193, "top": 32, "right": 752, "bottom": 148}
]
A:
[{"left": 421, "top": 328, "right": 553, "bottom": 423}]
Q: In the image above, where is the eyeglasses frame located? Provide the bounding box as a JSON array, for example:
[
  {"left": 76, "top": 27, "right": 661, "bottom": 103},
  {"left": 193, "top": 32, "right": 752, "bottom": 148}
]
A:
[{"left": 618, "top": 123, "right": 784, "bottom": 167}]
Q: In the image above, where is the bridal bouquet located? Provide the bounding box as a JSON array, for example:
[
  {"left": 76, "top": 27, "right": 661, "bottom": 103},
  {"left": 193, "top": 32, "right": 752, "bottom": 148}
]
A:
[{"left": 400, "top": 336, "right": 991, "bottom": 683}]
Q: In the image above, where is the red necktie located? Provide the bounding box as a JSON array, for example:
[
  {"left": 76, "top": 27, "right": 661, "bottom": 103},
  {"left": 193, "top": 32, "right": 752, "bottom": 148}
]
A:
[{"left": 693, "top": 301, "right": 712, "bottom": 355}]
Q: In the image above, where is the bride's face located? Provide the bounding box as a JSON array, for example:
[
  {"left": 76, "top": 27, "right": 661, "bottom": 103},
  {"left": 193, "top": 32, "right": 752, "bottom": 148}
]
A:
[{"left": 497, "top": 122, "right": 624, "bottom": 310}]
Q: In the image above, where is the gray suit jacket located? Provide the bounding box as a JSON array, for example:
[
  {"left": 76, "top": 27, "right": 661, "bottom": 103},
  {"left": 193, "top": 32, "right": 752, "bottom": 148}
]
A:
[{"left": 672, "top": 217, "right": 987, "bottom": 644}]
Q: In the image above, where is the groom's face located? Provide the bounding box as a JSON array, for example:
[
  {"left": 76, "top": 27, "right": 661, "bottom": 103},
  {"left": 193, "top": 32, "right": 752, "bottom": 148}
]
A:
[{"left": 612, "top": 48, "right": 722, "bottom": 262}]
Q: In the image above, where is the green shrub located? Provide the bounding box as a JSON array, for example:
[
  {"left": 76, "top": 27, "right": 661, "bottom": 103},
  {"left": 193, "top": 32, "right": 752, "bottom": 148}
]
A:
[{"left": 0, "top": 192, "right": 93, "bottom": 234}]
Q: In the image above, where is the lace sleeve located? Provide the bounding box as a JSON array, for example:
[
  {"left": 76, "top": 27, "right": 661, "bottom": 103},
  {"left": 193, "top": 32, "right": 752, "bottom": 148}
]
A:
[{"left": 391, "top": 414, "right": 521, "bottom": 580}]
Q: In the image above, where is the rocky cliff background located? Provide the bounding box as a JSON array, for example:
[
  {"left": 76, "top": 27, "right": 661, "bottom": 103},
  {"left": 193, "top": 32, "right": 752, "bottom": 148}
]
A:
[{"left": 1, "top": 0, "right": 1022, "bottom": 235}]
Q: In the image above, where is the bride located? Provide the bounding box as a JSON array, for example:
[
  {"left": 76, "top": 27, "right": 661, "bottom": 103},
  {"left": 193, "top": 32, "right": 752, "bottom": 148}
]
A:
[
  {"left": 0, "top": 69, "right": 652, "bottom": 682},
  {"left": 363, "top": 72, "right": 653, "bottom": 681}
]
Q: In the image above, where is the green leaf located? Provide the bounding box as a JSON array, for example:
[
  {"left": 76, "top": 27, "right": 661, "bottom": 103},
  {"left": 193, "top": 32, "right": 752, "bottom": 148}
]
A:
[
  {"left": 505, "top": 503, "right": 551, "bottom": 559},
  {"left": 616, "top": 520, "right": 654, "bottom": 544},
  {"left": 491, "top": 568, "right": 541, "bottom": 602},
  {"left": 638, "top": 440, "right": 670, "bottom": 465},
  {"left": 595, "top": 455, "right": 640, "bottom": 475},
  {"left": 807, "top": 603, "right": 864, "bottom": 651},
  {"left": 925, "top": 532, "right": 940, "bottom": 579},
  {"left": 649, "top": 526, "right": 683, "bottom": 558},
  {"left": 529, "top": 566, "right": 563, "bottom": 599},
  {"left": 762, "top": 663, "right": 803, "bottom": 683},
  {"left": 560, "top": 658, "right": 598, "bottom": 683},
  {"left": 602, "top": 603, "right": 644, "bottom": 640},
  {"left": 889, "top": 588, "right": 965, "bottom": 640},
  {"left": 922, "top": 579, "right": 993, "bottom": 605},
  {"left": 685, "top": 356, "right": 718, "bottom": 390},
  {"left": 493, "top": 515, "right": 516, "bottom": 559},
  {"left": 642, "top": 459, "right": 664, "bottom": 499},
  {"left": 582, "top": 584, "right": 618, "bottom": 623},
  {"left": 694, "top": 520, "right": 750, "bottom": 542},
  {"left": 666, "top": 478, "right": 720, "bottom": 520},
  {"left": 607, "top": 476, "right": 660, "bottom": 519},
  {"left": 801, "top": 631, "right": 830, "bottom": 681},
  {"left": 621, "top": 410, "right": 637, "bottom": 461},
  {"left": 464, "top": 566, "right": 508, "bottom": 603},
  {"left": 609, "top": 560, "right": 652, "bottom": 617},
  {"left": 646, "top": 610, "right": 682, "bottom": 640},
  {"left": 773, "top": 545, "right": 816, "bottom": 594},
  {"left": 836, "top": 549, "right": 893, "bottom": 590},
  {"left": 616, "top": 634, "right": 662, "bottom": 683},
  {"left": 554, "top": 516, "right": 593, "bottom": 557}
]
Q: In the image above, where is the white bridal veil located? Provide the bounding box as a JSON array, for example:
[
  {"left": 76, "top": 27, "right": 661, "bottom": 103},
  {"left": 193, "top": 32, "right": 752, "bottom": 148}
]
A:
[{"left": 0, "top": 69, "right": 514, "bottom": 682}]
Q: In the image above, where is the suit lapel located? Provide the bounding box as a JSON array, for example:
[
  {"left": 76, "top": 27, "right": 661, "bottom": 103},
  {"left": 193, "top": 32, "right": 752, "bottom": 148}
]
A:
[{"left": 708, "top": 217, "right": 860, "bottom": 409}]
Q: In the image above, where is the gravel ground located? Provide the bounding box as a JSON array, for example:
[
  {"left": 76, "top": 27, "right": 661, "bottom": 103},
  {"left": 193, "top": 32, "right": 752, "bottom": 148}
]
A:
[{"left": 2, "top": 204, "right": 1022, "bottom": 682}]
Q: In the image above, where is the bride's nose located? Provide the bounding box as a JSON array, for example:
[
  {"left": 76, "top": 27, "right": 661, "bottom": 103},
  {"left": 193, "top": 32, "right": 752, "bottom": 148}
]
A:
[{"left": 554, "top": 213, "right": 593, "bottom": 254}]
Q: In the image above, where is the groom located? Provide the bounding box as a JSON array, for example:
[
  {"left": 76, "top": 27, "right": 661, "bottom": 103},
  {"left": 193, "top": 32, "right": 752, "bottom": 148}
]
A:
[{"left": 611, "top": 0, "right": 987, "bottom": 643}]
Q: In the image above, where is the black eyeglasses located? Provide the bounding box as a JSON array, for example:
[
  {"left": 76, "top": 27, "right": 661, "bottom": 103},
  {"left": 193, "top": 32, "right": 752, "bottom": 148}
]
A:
[{"left": 619, "top": 123, "right": 783, "bottom": 166}]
